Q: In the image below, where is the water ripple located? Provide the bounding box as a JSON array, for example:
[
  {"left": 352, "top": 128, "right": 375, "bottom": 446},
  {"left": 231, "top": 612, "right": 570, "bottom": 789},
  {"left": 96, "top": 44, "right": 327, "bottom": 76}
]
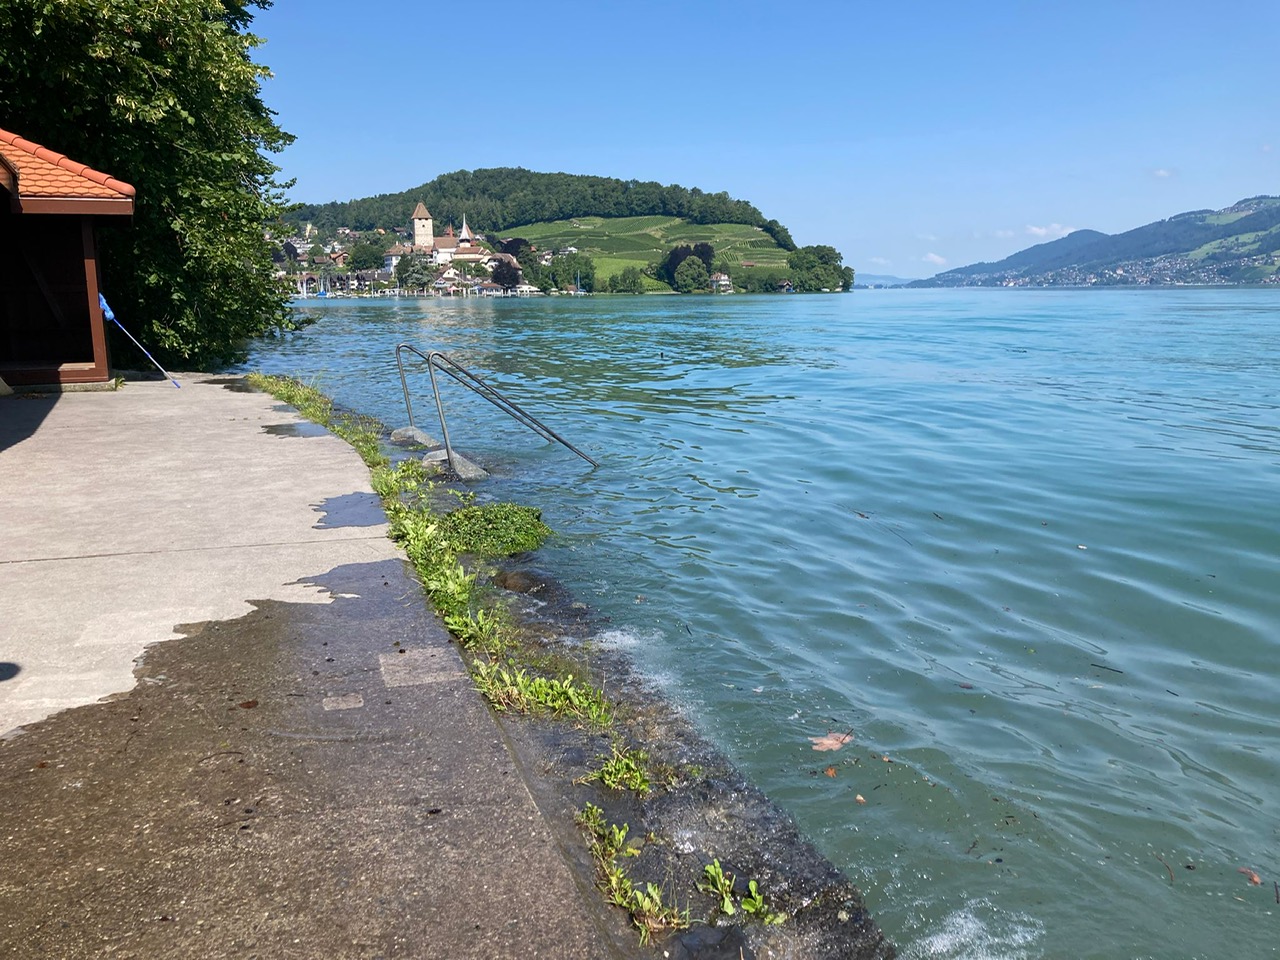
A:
[{"left": 241, "top": 290, "right": 1280, "bottom": 959}]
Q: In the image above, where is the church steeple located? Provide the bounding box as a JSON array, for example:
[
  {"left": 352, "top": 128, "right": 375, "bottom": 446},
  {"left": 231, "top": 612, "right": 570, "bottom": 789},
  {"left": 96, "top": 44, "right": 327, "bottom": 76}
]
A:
[{"left": 457, "top": 214, "right": 473, "bottom": 247}]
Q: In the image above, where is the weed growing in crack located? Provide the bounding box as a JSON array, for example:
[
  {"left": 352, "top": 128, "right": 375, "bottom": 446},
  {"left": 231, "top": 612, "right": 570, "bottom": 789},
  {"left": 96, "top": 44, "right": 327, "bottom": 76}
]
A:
[
  {"left": 698, "top": 859, "right": 737, "bottom": 915},
  {"left": 740, "top": 879, "right": 787, "bottom": 925},
  {"left": 697, "top": 858, "right": 787, "bottom": 926},
  {"left": 472, "top": 662, "right": 612, "bottom": 726},
  {"left": 576, "top": 804, "right": 689, "bottom": 945},
  {"left": 578, "top": 744, "right": 652, "bottom": 796}
]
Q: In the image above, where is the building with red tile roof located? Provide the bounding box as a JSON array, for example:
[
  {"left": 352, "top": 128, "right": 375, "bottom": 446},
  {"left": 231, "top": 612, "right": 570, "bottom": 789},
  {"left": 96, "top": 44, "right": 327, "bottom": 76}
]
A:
[{"left": 0, "top": 126, "right": 134, "bottom": 386}]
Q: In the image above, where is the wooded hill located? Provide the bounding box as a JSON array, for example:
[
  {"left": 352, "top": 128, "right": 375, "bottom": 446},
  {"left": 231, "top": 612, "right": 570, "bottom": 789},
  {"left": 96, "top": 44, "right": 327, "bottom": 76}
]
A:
[
  {"left": 911, "top": 196, "right": 1280, "bottom": 287},
  {"left": 284, "top": 167, "right": 797, "bottom": 251}
]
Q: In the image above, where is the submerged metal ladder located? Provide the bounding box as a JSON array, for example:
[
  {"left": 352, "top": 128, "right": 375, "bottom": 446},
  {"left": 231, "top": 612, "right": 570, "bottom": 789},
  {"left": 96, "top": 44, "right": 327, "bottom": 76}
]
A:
[{"left": 395, "top": 344, "right": 599, "bottom": 472}]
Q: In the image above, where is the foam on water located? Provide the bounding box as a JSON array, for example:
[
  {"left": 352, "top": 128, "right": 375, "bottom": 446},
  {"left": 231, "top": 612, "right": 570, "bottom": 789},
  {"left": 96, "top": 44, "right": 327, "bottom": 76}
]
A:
[{"left": 900, "top": 900, "right": 1043, "bottom": 960}]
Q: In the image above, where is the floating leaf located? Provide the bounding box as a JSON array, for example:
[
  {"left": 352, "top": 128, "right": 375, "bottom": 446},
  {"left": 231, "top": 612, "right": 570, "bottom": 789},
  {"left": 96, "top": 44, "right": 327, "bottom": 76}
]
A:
[
  {"left": 824, "top": 766, "right": 837, "bottom": 778},
  {"left": 855, "top": 794, "right": 867, "bottom": 805},
  {"left": 1238, "top": 867, "right": 1262, "bottom": 885},
  {"left": 238, "top": 700, "right": 258, "bottom": 709},
  {"left": 809, "top": 731, "right": 854, "bottom": 752}
]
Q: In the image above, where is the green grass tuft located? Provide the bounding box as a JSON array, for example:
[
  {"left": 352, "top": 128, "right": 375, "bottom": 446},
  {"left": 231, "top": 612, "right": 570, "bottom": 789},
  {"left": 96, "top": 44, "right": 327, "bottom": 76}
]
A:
[{"left": 437, "top": 501, "right": 551, "bottom": 556}]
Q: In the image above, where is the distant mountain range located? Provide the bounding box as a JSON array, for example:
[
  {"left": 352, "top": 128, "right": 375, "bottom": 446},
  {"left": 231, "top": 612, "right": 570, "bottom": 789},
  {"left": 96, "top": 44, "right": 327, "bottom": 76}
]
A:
[
  {"left": 909, "top": 196, "right": 1280, "bottom": 287},
  {"left": 855, "top": 273, "right": 918, "bottom": 287}
]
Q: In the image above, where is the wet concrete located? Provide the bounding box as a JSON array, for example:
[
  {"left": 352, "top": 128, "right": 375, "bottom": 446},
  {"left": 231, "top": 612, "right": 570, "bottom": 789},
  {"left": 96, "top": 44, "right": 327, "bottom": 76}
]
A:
[
  {"left": 0, "top": 374, "right": 640, "bottom": 958},
  {"left": 0, "top": 557, "right": 635, "bottom": 958}
]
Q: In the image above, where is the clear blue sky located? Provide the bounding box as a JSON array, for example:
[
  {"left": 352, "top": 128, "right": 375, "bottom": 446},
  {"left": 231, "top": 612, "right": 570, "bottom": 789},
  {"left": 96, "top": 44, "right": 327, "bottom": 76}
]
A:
[{"left": 254, "top": 0, "right": 1279, "bottom": 278}]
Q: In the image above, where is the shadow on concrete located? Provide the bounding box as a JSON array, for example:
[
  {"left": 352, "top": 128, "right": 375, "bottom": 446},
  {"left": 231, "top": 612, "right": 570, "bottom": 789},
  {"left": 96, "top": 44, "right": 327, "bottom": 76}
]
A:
[
  {"left": 262, "top": 421, "right": 331, "bottom": 438},
  {"left": 201, "top": 376, "right": 255, "bottom": 394},
  {"left": 0, "top": 393, "right": 59, "bottom": 455},
  {"left": 0, "top": 663, "right": 19, "bottom": 682},
  {"left": 311, "top": 491, "right": 385, "bottom": 529}
]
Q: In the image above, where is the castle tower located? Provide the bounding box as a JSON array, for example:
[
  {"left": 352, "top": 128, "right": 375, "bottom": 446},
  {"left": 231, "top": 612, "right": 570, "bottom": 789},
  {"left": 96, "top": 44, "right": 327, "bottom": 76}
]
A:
[{"left": 411, "top": 201, "right": 433, "bottom": 249}]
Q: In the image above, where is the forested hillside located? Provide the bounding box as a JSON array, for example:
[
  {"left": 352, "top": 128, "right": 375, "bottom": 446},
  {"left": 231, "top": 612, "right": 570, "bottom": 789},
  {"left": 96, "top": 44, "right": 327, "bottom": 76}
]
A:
[{"left": 283, "top": 168, "right": 797, "bottom": 251}]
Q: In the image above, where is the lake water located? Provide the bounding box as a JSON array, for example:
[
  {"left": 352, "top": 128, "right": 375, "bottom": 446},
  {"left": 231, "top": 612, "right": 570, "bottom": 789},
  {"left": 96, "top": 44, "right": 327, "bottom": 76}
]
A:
[{"left": 237, "top": 290, "right": 1279, "bottom": 959}]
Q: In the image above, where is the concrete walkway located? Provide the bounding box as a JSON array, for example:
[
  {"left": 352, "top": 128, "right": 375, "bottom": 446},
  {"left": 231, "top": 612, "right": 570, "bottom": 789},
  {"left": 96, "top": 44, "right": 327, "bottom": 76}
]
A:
[{"left": 0, "top": 376, "right": 633, "bottom": 958}]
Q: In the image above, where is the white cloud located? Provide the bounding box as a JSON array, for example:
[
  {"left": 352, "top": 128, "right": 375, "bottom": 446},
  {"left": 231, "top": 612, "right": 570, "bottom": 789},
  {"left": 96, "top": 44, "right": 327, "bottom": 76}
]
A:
[
  {"left": 869, "top": 256, "right": 891, "bottom": 266},
  {"left": 1025, "top": 223, "right": 1074, "bottom": 239},
  {"left": 922, "top": 252, "right": 947, "bottom": 266},
  {"left": 995, "top": 228, "right": 1015, "bottom": 239},
  {"left": 1152, "top": 167, "right": 1175, "bottom": 178}
]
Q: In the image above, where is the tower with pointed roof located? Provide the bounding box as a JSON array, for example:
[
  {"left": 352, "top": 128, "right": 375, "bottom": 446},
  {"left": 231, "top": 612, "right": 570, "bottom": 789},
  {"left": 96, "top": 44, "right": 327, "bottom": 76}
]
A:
[
  {"left": 457, "top": 214, "right": 473, "bottom": 248},
  {"left": 411, "top": 201, "right": 433, "bottom": 249}
]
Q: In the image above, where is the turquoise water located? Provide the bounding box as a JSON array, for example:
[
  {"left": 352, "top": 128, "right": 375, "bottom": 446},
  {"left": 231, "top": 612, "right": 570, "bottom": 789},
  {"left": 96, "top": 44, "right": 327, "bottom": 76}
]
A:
[{"left": 239, "top": 290, "right": 1279, "bottom": 958}]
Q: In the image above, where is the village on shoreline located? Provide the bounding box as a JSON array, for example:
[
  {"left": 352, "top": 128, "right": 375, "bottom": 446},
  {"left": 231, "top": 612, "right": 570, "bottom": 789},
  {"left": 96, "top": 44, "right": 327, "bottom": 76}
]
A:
[{"left": 273, "top": 201, "right": 851, "bottom": 299}]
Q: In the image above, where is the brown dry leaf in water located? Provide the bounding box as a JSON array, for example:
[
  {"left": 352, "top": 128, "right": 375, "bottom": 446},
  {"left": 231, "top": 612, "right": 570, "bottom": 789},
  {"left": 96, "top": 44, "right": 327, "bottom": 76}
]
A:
[
  {"left": 810, "top": 731, "right": 854, "bottom": 752},
  {"left": 824, "top": 766, "right": 837, "bottom": 778},
  {"left": 1238, "top": 867, "right": 1262, "bottom": 885}
]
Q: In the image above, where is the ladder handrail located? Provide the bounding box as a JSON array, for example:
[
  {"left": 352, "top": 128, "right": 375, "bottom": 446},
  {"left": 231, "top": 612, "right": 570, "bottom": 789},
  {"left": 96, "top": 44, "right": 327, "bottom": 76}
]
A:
[{"left": 395, "top": 343, "right": 599, "bottom": 470}]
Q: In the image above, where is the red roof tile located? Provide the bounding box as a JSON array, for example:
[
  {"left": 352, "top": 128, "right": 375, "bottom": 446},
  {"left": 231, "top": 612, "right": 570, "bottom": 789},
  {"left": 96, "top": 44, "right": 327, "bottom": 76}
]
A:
[{"left": 0, "top": 126, "right": 135, "bottom": 201}]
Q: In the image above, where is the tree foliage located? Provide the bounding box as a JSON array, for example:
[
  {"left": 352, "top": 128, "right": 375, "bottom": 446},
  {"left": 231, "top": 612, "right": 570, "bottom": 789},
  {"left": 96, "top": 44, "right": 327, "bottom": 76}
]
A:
[
  {"left": 674, "top": 256, "right": 709, "bottom": 294},
  {"left": 606, "top": 266, "right": 645, "bottom": 294},
  {"left": 734, "top": 269, "right": 789, "bottom": 294},
  {"left": 546, "top": 252, "right": 595, "bottom": 292},
  {"left": 395, "top": 253, "right": 431, "bottom": 291},
  {"left": 691, "top": 242, "right": 716, "bottom": 273},
  {"left": 348, "top": 242, "right": 384, "bottom": 271},
  {"left": 284, "top": 168, "right": 798, "bottom": 250},
  {"left": 0, "top": 0, "right": 297, "bottom": 368},
  {"left": 499, "top": 237, "right": 532, "bottom": 258},
  {"left": 786, "top": 245, "right": 855, "bottom": 292},
  {"left": 491, "top": 259, "right": 521, "bottom": 289}
]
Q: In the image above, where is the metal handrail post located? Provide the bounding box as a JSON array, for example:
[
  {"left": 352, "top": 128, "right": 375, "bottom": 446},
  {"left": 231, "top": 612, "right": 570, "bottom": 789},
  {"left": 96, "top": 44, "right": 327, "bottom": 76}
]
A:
[
  {"left": 424, "top": 359, "right": 459, "bottom": 474},
  {"left": 395, "top": 344, "right": 417, "bottom": 428}
]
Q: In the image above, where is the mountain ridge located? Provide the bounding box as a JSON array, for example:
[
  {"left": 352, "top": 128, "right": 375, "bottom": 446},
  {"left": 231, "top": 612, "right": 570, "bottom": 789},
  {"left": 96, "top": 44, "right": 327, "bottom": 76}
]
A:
[{"left": 910, "top": 196, "right": 1280, "bottom": 287}]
